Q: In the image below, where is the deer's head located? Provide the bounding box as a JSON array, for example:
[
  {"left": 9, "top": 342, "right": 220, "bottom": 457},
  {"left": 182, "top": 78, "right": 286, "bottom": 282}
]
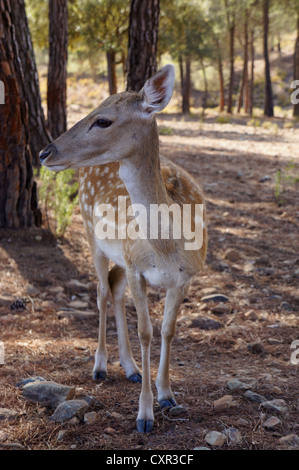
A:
[{"left": 40, "top": 65, "right": 175, "bottom": 171}]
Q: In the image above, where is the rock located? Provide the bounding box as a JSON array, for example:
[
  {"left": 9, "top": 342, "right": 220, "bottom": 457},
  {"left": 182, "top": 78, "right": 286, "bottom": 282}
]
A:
[
  {"left": 213, "top": 395, "right": 236, "bottom": 411},
  {"left": 57, "top": 310, "right": 96, "bottom": 320},
  {"left": 280, "top": 302, "right": 291, "bottom": 311},
  {"left": 83, "top": 396, "right": 104, "bottom": 410},
  {"left": 109, "top": 411, "right": 123, "bottom": 419},
  {"left": 204, "top": 431, "right": 227, "bottom": 447},
  {"left": 227, "top": 379, "right": 251, "bottom": 391},
  {"left": 67, "top": 300, "right": 89, "bottom": 309},
  {"left": 244, "top": 390, "right": 267, "bottom": 403},
  {"left": 267, "top": 338, "right": 283, "bottom": 345},
  {"left": 51, "top": 399, "right": 90, "bottom": 423},
  {"left": 244, "top": 310, "right": 258, "bottom": 321},
  {"left": 202, "top": 294, "right": 229, "bottom": 303},
  {"left": 48, "top": 286, "right": 64, "bottom": 295},
  {"left": 224, "top": 249, "right": 242, "bottom": 262},
  {"left": 190, "top": 316, "right": 223, "bottom": 330},
  {"left": 25, "top": 285, "right": 40, "bottom": 296},
  {"left": 168, "top": 405, "right": 188, "bottom": 417},
  {"left": 57, "top": 430, "right": 67, "bottom": 441},
  {"left": 261, "top": 399, "right": 288, "bottom": 415},
  {"left": 67, "top": 279, "right": 92, "bottom": 290},
  {"left": 17, "top": 376, "right": 46, "bottom": 388},
  {"left": 104, "top": 427, "right": 116, "bottom": 434},
  {"left": 0, "top": 408, "right": 18, "bottom": 421},
  {"left": 263, "top": 416, "right": 282, "bottom": 430},
  {"left": 211, "top": 303, "right": 230, "bottom": 315},
  {"left": 224, "top": 427, "right": 242, "bottom": 446},
  {"left": 22, "top": 381, "right": 76, "bottom": 409},
  {"left": 84, "top": 411, "right": 97, "bottom": 425},
  {"left": 193, "top": 447, "right": 211, "bottom": 450},
  {"left": 279, "top": 434, "right": 299, "bottom": 447},
  {"left": 247, "top": 341, "right": 265, "bottom": 355},
  {"left": 259, "top": 175, "right": 271, "bottom": 183}
]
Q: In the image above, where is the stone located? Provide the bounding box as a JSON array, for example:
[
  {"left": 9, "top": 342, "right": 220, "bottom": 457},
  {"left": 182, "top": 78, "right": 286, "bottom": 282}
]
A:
[
  {"left": 261, "top": 399, "right": 288, "bottom": 415},
  {"left": 247, "top": 342, "right": 265, "bottom": 355},
  {"left": 190, "top": 316, "right": 223, "bottom": 330},
  {"left": 244, "top": 310, "right": 258, "bottom": 321},
  {"left": 169, "top": 405, "right": 188, "bottom": 416},
  {"left": 193, "top": 447, "right": 211, "bottom": 450},
  {"left": 67, "top": 279, "right": 91, "bottom": 290},
  {"left": 57, "top": 310, "right": 95, "bottom": 320},
  {"left": 17, "top": 376, "right": 46, "bottom": 388},
  {"left": 202, "top": 294, "right": 229, "bottom": 303},
  {"left": 244, "top": 390, "right": 267, "bottom": 403},
  {"left": 204, "top": 431, "right": 226, "bottom": 447},
  {"left": 280, "top": 302, "right": 291, "bottom": 311},
  {"left": 67, "top": 300, "right": 89, "bottom": 309},
  {"left": 51, "top": 399, "right": 90, "bottom": 423},
  {"left": 262, "top": 416, "right": 282, "bottom": 430},
  {"left": 227, "top": 379, "right": 251, "bottom": 391},
  {"left": 224, "top": 427, "right": 242, "bottom": 446},
  {"left": 48, "top": 286, "right": 64, "bottom": 295},
  {"left": 224, "top": 249, "right": 242, "bottom": 262},
  {"left": 25, "top": 285, "right": 40, "bottom": 296},
  {"left": 213, "top": 395, "right": 236, "bottom": 411},
  {"left": 279, "top": 434, "right": 299, "bottom": 447},
  {"left": 22, "top": 381, "right": 76, "bottom": 409},
  {"left": 211, "top": 303, "right": 230, "bottom": 315},
  {"left": 0, "top": 408, "right": 18, "bottom": 421},
  {"left": 84, "top": 411, "right": 97, "bottom": 425}
]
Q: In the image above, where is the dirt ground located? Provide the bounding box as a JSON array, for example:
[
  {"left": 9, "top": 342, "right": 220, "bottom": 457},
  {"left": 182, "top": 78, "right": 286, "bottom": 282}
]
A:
[{"left": 0, "top": 114, "right": 299, "bottom": 450}]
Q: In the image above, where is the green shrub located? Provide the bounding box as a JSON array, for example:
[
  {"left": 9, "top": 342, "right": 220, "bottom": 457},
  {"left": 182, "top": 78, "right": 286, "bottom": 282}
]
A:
[
  {"left": 274, "top": 161, "right": 299, "bottom": 205},
  {"left": 39, "top": 167, "right": 79, "bottom": 237}
]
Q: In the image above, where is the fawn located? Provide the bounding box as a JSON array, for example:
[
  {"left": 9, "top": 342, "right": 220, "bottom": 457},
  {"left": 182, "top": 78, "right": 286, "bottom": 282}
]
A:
[{"left": 40, "top": 64, "right": 207, "bottom": 433}]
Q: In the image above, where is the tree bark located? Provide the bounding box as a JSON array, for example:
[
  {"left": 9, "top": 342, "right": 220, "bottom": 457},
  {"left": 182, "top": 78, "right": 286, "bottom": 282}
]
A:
[
  {"left": 179, "top": 56, "right": 191, "bottom": 114},
  {"left": 216, "top": 38, "right": 225, "bottom": 112},
  {"left": 126, "top": 0, "right": 160, "bottom": 92},
  {"left": 48, "top": 0, "right": 68, "bottom": 139},
  {"left": 227, "top": 20, "right": 235, "bottom": 114},
  {"left": 237, "top": 12, "right": 249, "bottom": 114},
  {"left": 0, "top": 0, "right": 40, "bottom": 228},
  {"left": 249, "top": 29, "right": 255, "bottom": 115},
  {"left": 11, "top": 0, "right": 51, "bottom": 166},
  {"left": 263, "top": 0, "right": 274, "bottom": 117},
  {"left": 106, "top": 50, "right": 117, "bottom": 95}
]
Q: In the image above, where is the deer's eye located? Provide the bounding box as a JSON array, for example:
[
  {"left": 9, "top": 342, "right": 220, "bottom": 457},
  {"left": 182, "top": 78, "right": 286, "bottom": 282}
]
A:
[{"left": 92, "top": 118, "right": 113, "bottom": 129}]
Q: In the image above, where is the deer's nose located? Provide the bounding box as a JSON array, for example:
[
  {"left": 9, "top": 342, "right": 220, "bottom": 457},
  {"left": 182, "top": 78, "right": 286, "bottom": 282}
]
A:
[{"left": 39, "top": 144, "right": 56, "bottom": 163}]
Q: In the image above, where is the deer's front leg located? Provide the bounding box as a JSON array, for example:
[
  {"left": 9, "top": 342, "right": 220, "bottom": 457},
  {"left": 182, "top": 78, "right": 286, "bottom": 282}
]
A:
[
  {"left": 156, "top": 285, "right": 187, "bottom": 408},
  {"left": 126, "top": 266, "right": 154, "bottom": 433}
]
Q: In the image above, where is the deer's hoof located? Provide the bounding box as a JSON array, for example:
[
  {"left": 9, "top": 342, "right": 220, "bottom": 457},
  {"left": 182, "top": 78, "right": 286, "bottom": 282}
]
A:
[
  {"left": 128, "top": 373, "right": 142, "bottom": 383},
  {"left": 159, "top": 398, "right": 177, "bottom": 409},
  {"left": 136, "top": 419, "right": 154, "bottom": 433},
  {"left": 92, "top": 370, "right": 107, "bottom": 381}
]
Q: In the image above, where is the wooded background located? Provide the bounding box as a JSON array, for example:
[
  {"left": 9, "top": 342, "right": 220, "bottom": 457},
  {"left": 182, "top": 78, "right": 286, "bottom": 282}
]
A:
[{"left": 0, "top": 0, "right": 299, "bottom": 229}]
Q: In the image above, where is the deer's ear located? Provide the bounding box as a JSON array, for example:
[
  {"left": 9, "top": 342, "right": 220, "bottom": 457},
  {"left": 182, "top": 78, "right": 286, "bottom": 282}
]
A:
[{"left": 140, "top": 64, "right": 175, "bottom": 114}]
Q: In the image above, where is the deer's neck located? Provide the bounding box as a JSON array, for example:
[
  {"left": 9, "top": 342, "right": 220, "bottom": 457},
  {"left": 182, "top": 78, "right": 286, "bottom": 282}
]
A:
[{"left": 118, "top": 121, "right": 169, "bottom": 209}]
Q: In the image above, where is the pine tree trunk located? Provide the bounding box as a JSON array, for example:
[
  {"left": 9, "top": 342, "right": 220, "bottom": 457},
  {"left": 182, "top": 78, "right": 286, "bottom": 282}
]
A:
[
  {"left": 179, "top": 57, "right": 191, "bottom": 114},
  {"left": 237, "top": 12, "right": 249, "bottom": 114},
  {"left": 216, "top": 39, "right": 225, "bottom": 112},
  {"left": 293, "top": 17, "right": 299, "bottom": 117},
  {"left": 227, "top": 21, "right": 235, "bottom": 114},
  {"left": 126, "top": 0, "right": 160, "bottom": 91},
  {"left": 200, "top": 57, "right": 208, "bottom": 112},
  {"left": 263, "top": 0, "right": 274, "bottom": 117},
  {"left": 47, "top": 0, "right": 68, "bottom": 139},
  {"left": 249, "top": 29, "right": 255, "bottom": 115},
  {"left": 0, "top": 0, "right": 39, "bottom": 228},
  {"left": 11, "top": 0, "right": 51, "bottom": 166},
  {"left": 106, "top": 50, "right": 118, "bottom": 95}
]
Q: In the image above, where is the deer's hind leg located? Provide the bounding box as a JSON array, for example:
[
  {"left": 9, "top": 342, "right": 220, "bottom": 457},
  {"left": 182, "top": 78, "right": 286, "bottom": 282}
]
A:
[
  {"left": 92, "top": 253, "right": 109, "bottom": 381},
  {"left": 108, "top": 265, "right": 141, "bottom": 383}
]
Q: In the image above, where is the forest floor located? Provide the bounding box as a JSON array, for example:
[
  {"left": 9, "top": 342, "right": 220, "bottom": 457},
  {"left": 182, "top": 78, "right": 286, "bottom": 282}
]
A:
[{"left": 0, "top": 113, "right": 299, "bottom": 450}]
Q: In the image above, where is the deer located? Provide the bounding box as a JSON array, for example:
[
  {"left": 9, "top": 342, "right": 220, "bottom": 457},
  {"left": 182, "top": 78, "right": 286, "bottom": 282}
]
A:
[{"left": 39, "top": 64, "right": 208, "bottom": 433}]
